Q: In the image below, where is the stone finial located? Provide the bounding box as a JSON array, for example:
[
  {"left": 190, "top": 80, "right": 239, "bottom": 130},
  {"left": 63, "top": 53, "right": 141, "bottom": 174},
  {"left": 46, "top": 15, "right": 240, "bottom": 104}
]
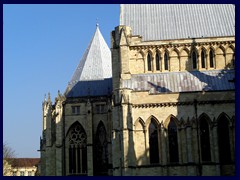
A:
[
  {"left": 47, "top": 92, "right": 51, "bottom": 102},
  {"left": 44, "top": 94, "right": 46, "bottom": 102},
  {"left": 58, "top": 90, "right": 61, "bottom": 97},
  {"left": 96, "top": 18, "right": 99, "bottom": 27}
]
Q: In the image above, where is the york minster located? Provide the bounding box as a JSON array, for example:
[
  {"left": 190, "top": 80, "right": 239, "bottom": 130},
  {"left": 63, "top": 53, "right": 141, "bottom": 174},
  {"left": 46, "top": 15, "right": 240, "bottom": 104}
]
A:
[{"left": 40, "top": 4, "right": 235, "bottom": 176}]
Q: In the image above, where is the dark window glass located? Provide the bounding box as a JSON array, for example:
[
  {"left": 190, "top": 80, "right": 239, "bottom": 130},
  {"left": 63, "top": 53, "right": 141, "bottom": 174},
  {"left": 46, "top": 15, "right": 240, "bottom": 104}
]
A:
[
  {"left": 201, "top": 50, "right": 206, "bottom": 68},
  {"left": 72, "top": 106, "right": 75, "bottom": 114},
  {"left": 149, "top": 119, "right": 159, "bottom": 164},
  {"left": 94, "top": 122, "right": 109, "bottom": 175},
  {"left": 218, "top": 116, "right": 231, "bottom": 164},
  {"left": 147, "top": 53, "right": 152, "bottom": 71},
  {"left": 76, "top": 106, "right": 80, "bottom": 114},
  {"left": 68, "top": 123, "right": 87, "bottom": 175},
  {"left": 164, "top": 52, "right": 169, "bottom": 70},
  {"left": 200, "top": 117, "right": 211, "bottom": 162},
  {"left": 156, "top": 53, "right": 160, "bottom": 70},
  {"left": 209, "top": 49, "right": 214, "bottom": 68},
  {"left": 168, "top": 118, "right": 179, "bottom": 163},
  {"left": 192, "top": 51, "right": 197, "bottom": 69}
]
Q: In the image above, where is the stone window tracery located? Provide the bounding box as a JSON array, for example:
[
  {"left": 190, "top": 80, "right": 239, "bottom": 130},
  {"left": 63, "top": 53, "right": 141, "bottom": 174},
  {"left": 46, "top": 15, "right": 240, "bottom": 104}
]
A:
[{"left": 68, "top": 123, "right": 87, "bottom": 175}]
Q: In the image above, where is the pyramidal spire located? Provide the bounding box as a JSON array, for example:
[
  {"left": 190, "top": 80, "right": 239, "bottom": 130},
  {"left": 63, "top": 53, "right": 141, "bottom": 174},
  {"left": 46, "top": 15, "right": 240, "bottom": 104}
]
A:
[
  {"left": 66, "top": 25, "right": 112, "bottom": 97},
  {"left": 69, "top": 26, "right": 111, "bottom": 84}
]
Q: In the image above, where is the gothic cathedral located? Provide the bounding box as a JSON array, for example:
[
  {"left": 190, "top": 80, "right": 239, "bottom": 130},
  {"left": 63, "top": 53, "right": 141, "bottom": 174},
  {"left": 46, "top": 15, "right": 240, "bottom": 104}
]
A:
[{"left": 40, "top": 4, "right": 235, "bottom": 176}]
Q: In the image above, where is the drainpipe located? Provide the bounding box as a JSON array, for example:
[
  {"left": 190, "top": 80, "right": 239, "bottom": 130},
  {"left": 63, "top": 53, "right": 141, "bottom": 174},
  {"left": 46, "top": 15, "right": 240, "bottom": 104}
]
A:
[{"left": 194, "top": 99, "right": 202, "bottom": 176}]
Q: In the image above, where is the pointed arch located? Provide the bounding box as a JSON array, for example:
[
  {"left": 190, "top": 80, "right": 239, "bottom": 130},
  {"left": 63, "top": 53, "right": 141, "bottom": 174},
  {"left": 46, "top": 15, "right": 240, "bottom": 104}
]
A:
[
  {"left": 217, "top": 112, "right": 231, "bottom": 125},
  {"left": 138, "top": 50, "right": 144, "bottom": 59},
  {"left": 67, "top": 121, "right": 87, "bottom": 175},
  {"left": 93, "top": 121, "right": 108, "bottom": 175},
  {"left": 134, "top": 117, "right": 145, "bottom": 131},
  {"left": 163, "top": 114, "right": 179, "bottom": 129},
  {"left": 226, "top": 45, "right": 234, "bottom": 54},
  {"left": 199, "top": 113, "right": 211, "bottom": 162},
  {"left": 170, "top": 48, "right": 179, "bottom": 57},
  {"left": 217, "top": 113, "right": 231, "bottom": 164},
  {"left": 180, "top": 47, "right": 189, "bottom": 56},
  {"left": 216, "top": 45, "right": 225, "bottom": 55},
  {"left": 146, "top": 115, "right": 160, "bottom": 128}
]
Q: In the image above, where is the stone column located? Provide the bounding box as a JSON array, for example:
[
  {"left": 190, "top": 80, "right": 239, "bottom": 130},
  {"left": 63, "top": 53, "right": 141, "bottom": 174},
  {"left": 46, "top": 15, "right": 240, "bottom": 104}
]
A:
[
  {"left": 212, "top": 121, "right": 220, "bottom": 175},
  {"left": 186, "top": 125, "right": 193, "bottom": 163}
]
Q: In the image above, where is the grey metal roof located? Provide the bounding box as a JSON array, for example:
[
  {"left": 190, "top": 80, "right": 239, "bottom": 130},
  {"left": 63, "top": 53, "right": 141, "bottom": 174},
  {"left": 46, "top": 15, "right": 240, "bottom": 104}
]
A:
[
  {"left": 66, "top": 25, "right": 112, "bottom": 97},
  {"left": 120, "top": 4, "right": 235, "bottom": 41},
  {"left": 122, "top": 70, "right": 235, "bottom": 93}
]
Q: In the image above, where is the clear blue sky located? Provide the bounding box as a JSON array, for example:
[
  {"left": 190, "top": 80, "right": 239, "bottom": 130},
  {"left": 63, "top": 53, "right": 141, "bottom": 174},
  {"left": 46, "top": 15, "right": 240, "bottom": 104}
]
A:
[{"left": 3, "top": 4, "right": 120, "bottom": 158}]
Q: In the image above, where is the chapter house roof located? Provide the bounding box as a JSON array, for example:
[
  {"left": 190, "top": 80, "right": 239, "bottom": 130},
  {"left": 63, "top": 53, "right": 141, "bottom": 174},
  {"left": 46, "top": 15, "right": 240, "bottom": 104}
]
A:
[
  {"left": 66, "top": 25, "right": 112, "bottom": 98},
  {"left": 120, "top": 4, "right": 235, "bottom": 41}
]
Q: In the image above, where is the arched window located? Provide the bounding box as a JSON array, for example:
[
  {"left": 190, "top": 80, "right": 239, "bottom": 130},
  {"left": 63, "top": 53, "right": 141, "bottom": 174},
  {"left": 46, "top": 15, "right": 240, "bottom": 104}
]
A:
[
  {"left": 164, "top": 52, "right": 169, "bottom": 70},
  {"left": 199, "top": 116, "right": 211, "bottom": 162},
  {"left": 218, "top": 115, "right": 231, "bottom": 164},
  {"left": 149, "top": 118, "right": 159, "bottom": 164},
  {"left": 209, "top": 49, "right": 214, "bottom": 68},
  {"left": 192, "top": 50, "right": 197, "bottom": 69},
  {"left": 94, "top": 122, "right": 109, "bottom": 175},
  {"left": 147, "top": 53, "right": 152, "bottom": 71},
  {"left": 68, "top": 123, "right": 87, "bottom": 175},
  {"left": 156, "top": 53, "right": 160, "bottom": 71},
  {"left": 201, "top": 50, "right": 206, "bottom": 68},
  {"left": 168, "top": 118, "right": 179, "bottom": 163}
]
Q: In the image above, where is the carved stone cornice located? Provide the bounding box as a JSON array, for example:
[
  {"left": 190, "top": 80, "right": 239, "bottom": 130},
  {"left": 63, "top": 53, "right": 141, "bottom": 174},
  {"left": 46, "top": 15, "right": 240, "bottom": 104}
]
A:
[
  {"left": 132, "top": 100, "right": 234, "bottom": 108},
  {"left": 129, "top": 40, "right": 235, "bottom": 51}
]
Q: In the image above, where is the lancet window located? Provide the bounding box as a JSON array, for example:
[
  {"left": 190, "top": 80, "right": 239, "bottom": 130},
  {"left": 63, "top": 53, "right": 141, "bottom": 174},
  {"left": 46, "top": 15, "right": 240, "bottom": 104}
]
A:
[
  {"left": 156, "top": 53, "right": 160, "bottom": 71},
  {"left": 192, "top": 50, "right": 197, "bottom": 69},
  {"left": 218, "top": 115, "right": 231, "bottom": 164},
  {"left": 164, "top": 52, "right": 169, "bottom": 70},
  {"left": 199, "top": 116, "right": 211, "bottom": 162},
  {"left": 168, "top": 118, "right": 179, "bottom": 163},
  {"left": 94, "top": 122, "right": 109, "bottom": 175},
  {"left": 149, "top": 118, "right": 159, "bottom": 164},
  {"left": 147, "top": 53, "right": 152, "bottom": 71},
  {"left": 209, "top": 49, "right": 214, "bottom": 68},
  {"left": 201, "top": 49, "right": 206, "bottom": 68}
]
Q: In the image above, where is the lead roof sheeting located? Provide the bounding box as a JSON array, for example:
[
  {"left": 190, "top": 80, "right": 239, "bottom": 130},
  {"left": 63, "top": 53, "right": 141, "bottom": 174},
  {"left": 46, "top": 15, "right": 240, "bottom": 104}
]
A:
[
  {"left": 66, "top": 79, "right": 112, "bottom": 98},
  {"left": 122, "top": 70, "right": 234, "bottom": 93},
  {"left": 120, "top": 4, "right": 235, "bottom": 41}
]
